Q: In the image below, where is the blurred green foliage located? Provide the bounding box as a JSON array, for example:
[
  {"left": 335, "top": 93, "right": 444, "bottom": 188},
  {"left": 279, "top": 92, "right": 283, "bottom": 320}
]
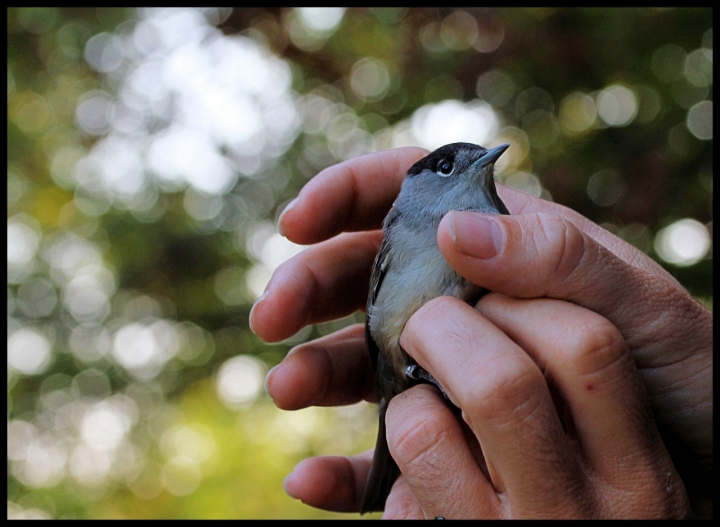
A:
[{"left": 7, "top": 8, "right": 712, "bottom": 519}]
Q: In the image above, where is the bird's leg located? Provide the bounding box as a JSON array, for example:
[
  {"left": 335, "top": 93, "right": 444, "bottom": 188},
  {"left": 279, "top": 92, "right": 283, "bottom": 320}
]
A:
[{"left": 405, "top": 365, "right": 448, "bottom": 400}]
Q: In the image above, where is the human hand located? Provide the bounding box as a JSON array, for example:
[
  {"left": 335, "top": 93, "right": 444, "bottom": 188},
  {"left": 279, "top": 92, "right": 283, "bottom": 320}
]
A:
[
  {"left": 250, "top": 147, "right": 711, "bottom": 515},
  {"left": 374, "top": 293, "right": 689, "bottom": 518},
  {"left": 265, "top": 298, "right": 691, "bottom": 518}
]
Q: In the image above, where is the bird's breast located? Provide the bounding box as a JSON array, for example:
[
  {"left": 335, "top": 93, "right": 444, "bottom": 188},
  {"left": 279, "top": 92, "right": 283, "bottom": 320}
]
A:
[{"left": 368, "top": 245, "right": 479, "bottom": 380}]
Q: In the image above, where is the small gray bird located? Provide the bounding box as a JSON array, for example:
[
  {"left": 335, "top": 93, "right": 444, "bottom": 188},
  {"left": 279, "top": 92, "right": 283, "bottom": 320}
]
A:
[{"left": 361, "top": 142, "right": 510, "bottom": 514}]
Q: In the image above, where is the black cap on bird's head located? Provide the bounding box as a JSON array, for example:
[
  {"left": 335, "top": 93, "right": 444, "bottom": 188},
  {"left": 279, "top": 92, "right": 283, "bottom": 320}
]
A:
[
  {"left": 400, "top": 142, "right": 510, "bottom": 217},
  {"left": 406, "top": 142, "right": 509, "bottom": 180}
]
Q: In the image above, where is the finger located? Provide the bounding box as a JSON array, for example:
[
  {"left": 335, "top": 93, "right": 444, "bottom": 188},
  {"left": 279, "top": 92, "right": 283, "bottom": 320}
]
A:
[
  {"left": 382, "top": 476, "right": 425, "bottom": 519},
  {"left": 495, "top": 186, "right": 664, "bottom": 274},
  {"left": 284, "top": 450, "right": 374, "bottom": 513},
  {"left": 385, "top": 384, "right": 499, "bottom": 519},
  {"left": 280, "top": 149, "right": 661, "bottom": 272},
  {"left": 475, "top": 294, "right": 688, "bottom": 514},
  {"left": 437, "top": 211, "right": 706, "bottom": 363},
  {"left": 278, "top": 147, "right": 428, "bottom": 245},
  {"left": 400, "top": 297, "right": 586, "bottom": 517},
  {"left": 265, "top": 324, "right": 377, "bottom": 409},
  {"left": 249, "top": 231, "right": 381, "bottom": 342}
]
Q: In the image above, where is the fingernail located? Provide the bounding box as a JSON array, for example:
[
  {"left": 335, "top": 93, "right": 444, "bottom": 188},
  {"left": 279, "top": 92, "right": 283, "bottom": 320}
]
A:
[
  {"left": 248, "top": 290, "right": 269, "bottom": 335},
  {"left": 447, "top": 211, "right": 503, "bottom": 259},
  {"left": 283, "top": 472, "right": 299, "bottom": 499},
  {"left": 277, "top": 198, "right": 299, "bottom": 237},
  {"left": 264, "top": 363, "right": 279, "bottom": 395}
]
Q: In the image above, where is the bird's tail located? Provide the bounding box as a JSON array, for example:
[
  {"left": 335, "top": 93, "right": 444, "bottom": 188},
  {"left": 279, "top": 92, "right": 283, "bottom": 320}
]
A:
[{"left": 360, "top": 399, "right": 400, "bottom": 514}]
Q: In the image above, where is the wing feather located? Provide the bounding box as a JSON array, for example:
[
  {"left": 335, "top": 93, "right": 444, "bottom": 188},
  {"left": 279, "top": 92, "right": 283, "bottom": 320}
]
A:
[{"left": 365, "top": 207, "right": 400, "bottom": 371}]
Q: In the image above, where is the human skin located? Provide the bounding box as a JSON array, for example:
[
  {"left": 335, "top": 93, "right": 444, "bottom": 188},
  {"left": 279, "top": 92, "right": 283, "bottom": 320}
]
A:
[{"left": 249, "top": 147, "right": 712, "bottom": 518}]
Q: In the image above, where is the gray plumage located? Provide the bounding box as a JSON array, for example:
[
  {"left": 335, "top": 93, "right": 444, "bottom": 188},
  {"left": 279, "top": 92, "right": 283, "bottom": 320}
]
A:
[{"left": 361, "top": 142, "right": 510, "bottom": 514}]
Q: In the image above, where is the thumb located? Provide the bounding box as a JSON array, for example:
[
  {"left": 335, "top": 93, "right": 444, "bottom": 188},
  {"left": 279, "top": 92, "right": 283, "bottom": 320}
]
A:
[{"left": 436, "top": 210, "right": 706, "bottom": 356}]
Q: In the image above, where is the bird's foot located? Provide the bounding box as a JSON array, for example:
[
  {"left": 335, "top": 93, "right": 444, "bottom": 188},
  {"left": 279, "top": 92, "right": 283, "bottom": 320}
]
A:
[{"left": 405, "top": 365, "right": 448, "bottom": 400}]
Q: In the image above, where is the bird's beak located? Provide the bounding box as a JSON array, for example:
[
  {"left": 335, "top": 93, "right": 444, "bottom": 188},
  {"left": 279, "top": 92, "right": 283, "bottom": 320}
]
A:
[{"left": 474, "top": 143, "right": 510, "bottom": 167}]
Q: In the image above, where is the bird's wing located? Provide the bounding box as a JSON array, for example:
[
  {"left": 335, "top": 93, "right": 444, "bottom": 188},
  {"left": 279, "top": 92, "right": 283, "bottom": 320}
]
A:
[
  {"left": 487, "top": 179, "right": 511, "bottom": 215},
  {"left": 365, "top": 208, "right": 399, "bottom": 371}
]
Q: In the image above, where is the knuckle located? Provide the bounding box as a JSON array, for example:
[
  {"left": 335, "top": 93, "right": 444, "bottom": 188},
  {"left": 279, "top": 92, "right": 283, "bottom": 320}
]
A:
[
  {"left": 556, "top": 314, "right": 627, "bottom": 378},
  {"left": 461, "top": 358, "right": 545, "bottom": 426},
  {"left": 531, "top": 213, "right": 588, "bottom": 285}
]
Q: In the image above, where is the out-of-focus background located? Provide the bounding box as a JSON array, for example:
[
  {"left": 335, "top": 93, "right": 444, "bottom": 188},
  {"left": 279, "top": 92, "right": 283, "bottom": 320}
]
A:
[{"left": 7, "top": 8, "right": 712, "bottom": 519}]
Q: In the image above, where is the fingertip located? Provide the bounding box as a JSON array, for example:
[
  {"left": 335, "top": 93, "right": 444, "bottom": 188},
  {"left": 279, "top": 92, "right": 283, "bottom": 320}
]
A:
[
  {"left": 386, "top": 384, "right": 450, "bottom": 432},
  {"left": 264, "top": 349, "right": 322, "bottom": 411},
  {"left": 283, "top": 473, "right": 299, "bottom": 500},
  {"left": 283, "top": 456, "right": 365, "bottom": 512},
  {"left": 249, "top": 289, "right": 306, "bottom": 344},
  {"left": 248, "top": 290, "right": 269, "bottom": 336},
  {"left": 280, "top": 147, "right": 430, "bottom": 244},
  {"left": 283, "top": 458, "right": 310, "bottom": 500},
  {"left": 277, "top": 197, "right": 299, "bottom": 238},
  {"left": 276, "top": 182, "right": 333, "bottom": 244},
  {"left": 264, "top": 363, "right": 279, "bottom": 402},
  {"left": 252, "top": 265, "right": 313, "bottom": 343},
  {"left": 385, "top": 385, "right": 466, "bottom": 477},
  {"left": 400, "top": 296, "right": 471, "bottom": 361},
  {"left": 440, "top": 211, "right": 504, "bottom": 260}
]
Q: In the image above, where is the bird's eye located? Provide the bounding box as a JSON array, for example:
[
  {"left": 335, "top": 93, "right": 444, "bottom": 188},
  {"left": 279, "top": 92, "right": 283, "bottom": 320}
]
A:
[{"left": 437, "top": 159, "right": 454, "bottom": 176}]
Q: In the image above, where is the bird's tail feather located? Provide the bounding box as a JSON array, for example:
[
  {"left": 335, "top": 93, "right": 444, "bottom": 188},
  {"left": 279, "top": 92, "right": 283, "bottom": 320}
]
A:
[{"left": 360, "top": 400, "right": 400, "bottom": 514}]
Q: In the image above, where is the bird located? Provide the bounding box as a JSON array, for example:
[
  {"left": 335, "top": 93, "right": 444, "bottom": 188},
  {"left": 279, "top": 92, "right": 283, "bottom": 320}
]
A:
[{"left": 361, "top": 142, "right": 510, "bottom": 514}]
